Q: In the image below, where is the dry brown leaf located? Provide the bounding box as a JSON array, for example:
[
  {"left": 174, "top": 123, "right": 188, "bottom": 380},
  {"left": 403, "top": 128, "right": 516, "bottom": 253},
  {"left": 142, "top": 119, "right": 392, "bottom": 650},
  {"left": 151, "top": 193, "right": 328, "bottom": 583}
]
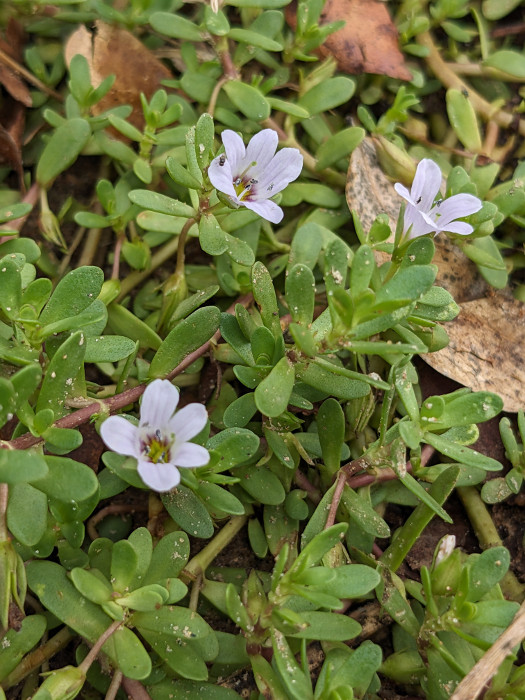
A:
[
  {"left": 422, "top": 294, "right": 525, "bottom": 412},
  {"left": 0, "top": 20, "right": 31, "bottom": 107},
  {"left": 318, "top": 0, "right": 412, "bottom": 80},
  {"left": 0, "top": 122, "right": 24, "bottom": 189},
  {"left": 64, "top": 22, "right": 172, "bottom": 132},
  {"left": 346, "top": 138, "right": 524, "bottom": 412}
]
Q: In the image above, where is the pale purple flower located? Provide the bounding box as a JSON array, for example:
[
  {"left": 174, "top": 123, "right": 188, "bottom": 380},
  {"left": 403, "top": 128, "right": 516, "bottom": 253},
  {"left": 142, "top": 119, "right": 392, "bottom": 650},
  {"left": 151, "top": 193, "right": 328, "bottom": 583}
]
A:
[
  {"left": 208, "top": 129, "right": 303, "bottom": 224},
  {"left": 100, "top": 379, "right": 209, "bottom": 492},
  {"left": 394, "top": 158, "right": 482, "bottom": 239}
]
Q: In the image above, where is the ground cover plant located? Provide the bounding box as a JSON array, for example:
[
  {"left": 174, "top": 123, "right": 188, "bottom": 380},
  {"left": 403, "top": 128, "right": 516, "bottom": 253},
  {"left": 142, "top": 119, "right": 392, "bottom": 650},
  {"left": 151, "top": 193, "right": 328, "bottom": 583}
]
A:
[{"left": 0, "top": 0, "right": 525, "bottom": 698}]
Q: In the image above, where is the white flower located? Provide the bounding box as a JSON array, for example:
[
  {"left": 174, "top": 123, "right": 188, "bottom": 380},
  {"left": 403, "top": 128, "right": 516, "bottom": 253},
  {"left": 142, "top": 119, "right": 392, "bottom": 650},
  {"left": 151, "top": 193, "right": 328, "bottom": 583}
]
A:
[
  {"left": 394, "top": 158, "right": 482, "bottom": 239},
  {"left": 208, "top": 129, "right": 303, "bottom": 224},
  {"left": 100, "top": 379, "right": 209, "bottom": 493},
  {"left": 434, "top": 534, "right": 456, "bottom": 567}
]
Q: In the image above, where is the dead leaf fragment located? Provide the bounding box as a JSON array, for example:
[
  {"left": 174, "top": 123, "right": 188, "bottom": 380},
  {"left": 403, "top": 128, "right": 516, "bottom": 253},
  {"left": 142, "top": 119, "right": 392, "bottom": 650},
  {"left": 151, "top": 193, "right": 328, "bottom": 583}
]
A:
[
  {"left": 423, "top": 294, "right": 525, "bottom": 413},
  {"left": 318, "top": 0, "right": 412, "bottom": 80},
  {"left": 65, "top": 22, "right": 172, "bottom": 132},
  {"left": 0, "top": 20, "right": 31, "bottom": 107}
]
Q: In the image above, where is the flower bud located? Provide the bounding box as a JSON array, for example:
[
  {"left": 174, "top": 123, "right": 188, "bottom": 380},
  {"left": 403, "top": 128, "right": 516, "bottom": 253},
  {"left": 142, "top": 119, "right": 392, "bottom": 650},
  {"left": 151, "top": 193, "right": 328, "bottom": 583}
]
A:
[
  {"left": 97, "top": 279, "right": 121, "bottom": 306},
  {"left": 373, "top": 135, "right": 416, "bottom": 184},
  {"left": 32, "top": 665, "right": 85, "bottom": 700}
]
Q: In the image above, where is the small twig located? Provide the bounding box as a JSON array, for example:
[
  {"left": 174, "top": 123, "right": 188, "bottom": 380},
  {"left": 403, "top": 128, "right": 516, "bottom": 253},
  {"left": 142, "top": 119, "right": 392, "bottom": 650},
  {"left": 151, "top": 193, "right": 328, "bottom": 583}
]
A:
[
  {"left": 418, "top": 31, "right": 525, "bottom": 138},
  {"left": 208, "top": 76, "right": 228, "bottom": 117},
  {"left": 104, "top": 669, "right": 123, "bottom": 700},
  {"left": 0, "top": 46, "right": 63, "bottom": 101},
  {"left": 121, "top": 677, "right": 153, "bottom": 700}
]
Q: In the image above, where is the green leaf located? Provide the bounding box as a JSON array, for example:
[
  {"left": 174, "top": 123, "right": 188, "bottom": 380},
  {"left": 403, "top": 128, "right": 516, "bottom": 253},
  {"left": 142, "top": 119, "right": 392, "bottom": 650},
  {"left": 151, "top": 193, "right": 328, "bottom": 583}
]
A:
[
  {"left": 143, "top": 531, "right": 190, "bottom": 583},
  {"left": 35, "top": 456, "right": 98, "bottom": 503},
  {"left": 0, "top": 255, "right": 23, "bottom": 318},
  {"left": 7, "top": 483, "right": 48, "bottom": 546},
  {"left": 298, "top": 77, "right": 355, "bottom": 115},
  {"left": 39, "top": 266, "right": 104, "bottom": 326},
  {"left": 235, "top": 464, "right": 285, "bottom": 505},
  {"left": 70, "top": 568, "right": 112, "bottom": 604},
  {"left": 317, "top": 398, "right": 344, "bottom": 474},
  {"left": 207, "top": 427, "right": 260, "bottom": 470},
  {"left": 223, "top": 392, "right": 258, "bottom": 428},
  {"left": 149, "top": 306, "right": 220, "bottom": 378},
  {"left": 228, "top": 27, "right": 282, "bottom": 51},
  {"left": 424, "top": 432, "right": 502, "bottom": 471},
  {"left": 128, "top": 190, "right": 196, "bottom": 218},
  {"left": 111, "top": 540, "right": 138, "bottom": 592},
  {"left": 162, "top": 486, "right": 214, "bottom": 538},
  {"left": 341, "top": 486, "right": 390, "bottom": 538},
  {"left": 483, "top": 49, "right": 525, "bottom": 78},
  {"left": 0, "top": 615, "right": 47, "bottom": 682},
  {"left": 466, "top": 546, "right": 510, "bottom": 602},
  {"left": 36, "top": 118, "right": 91, "bottom": 186},
  {"left": 223, "top": 81, "right": 271, "bottom": 121},
  {"left": 149, "top": 12, "right": 203, "bottom": 40},
  {"left": 271, "top": 629, "right": 313, "bottom": 700},
  {"left": 165, "top": 156, "right": 203, "bottom": 190},
  {"left": 286, "top": 610, "right": 361, "bottom": 641},
  {"left": 0, "top": 449, "right": 48, "bottom": 484},
  {"left": 286, "top": 264, "right": 316, "bottom": 326},
  {"left": 254, "top": 356, "right": 295, "bottom": 417},
  {"left": 296, "top": 362, "right": 370, "bottom": 401},
  {"left": 315, "top": 127, "right": 365, "bottom": 170},
  {"left": 148, "top": 680, "right": 240, "bottom": 699},
  {"left": 84, "top": 335, "right": 136, "bottom": 363},
  {"left": 200, "top": 213, "right": 229, "bottom": 256},
  {"left": 196, "top": 481, "right": 245, "bottom": 516},
  {"left": 36, "top": 331, "right": 86, "bottom": 419},
  {"left": 107, "top": 303, "right": 162, "bottom": 351},
  {"left": 446, "top": 88, "right": 482, "bottom": 153}
]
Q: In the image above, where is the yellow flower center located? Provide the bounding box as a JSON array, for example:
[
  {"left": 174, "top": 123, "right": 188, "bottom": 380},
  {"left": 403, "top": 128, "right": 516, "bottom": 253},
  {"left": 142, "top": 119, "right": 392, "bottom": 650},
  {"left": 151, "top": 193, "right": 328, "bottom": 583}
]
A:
[{"left": 145, "top": 436, "right": 170, "bottom": 464}]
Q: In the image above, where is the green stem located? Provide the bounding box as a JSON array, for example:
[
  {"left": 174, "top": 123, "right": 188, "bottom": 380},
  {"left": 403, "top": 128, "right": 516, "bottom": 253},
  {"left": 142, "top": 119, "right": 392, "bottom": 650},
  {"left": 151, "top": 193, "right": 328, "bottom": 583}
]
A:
[
  {"left": 174, "top": 217, "right": 196, "bottom": 279},
  {"left": 457, "top": 486, "right": 525, "bottom": 602},
  {"left": 0, "top": 483, "right": 8, "bottom": 541},
  {"left": 78, "top": 619, "right": 122, "bottom": 673},
  {"left": 183, "top": 515, "right": 248, "bottom": 580},
  {"left": 2, "top": 626, "right": 73, "bottom": 689},
  {"left": 418, "top": 31, "right": 525, "bottom": 138},
  {"left": 263, "top": 117, "right": 347, "bottom": 189},
  {"left": 116, "top": 230, "right": 183, "bottom": 302}
]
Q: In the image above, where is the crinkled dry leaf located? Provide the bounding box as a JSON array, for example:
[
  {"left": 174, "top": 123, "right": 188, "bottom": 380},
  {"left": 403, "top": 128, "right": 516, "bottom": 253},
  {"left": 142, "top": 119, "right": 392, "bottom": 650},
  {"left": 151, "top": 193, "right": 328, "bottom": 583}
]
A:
[
  {"left": 423, "top": 294, "right": 525, "bottom": 412},
  {"left": 346, "top": 137, "right": 400, "bottom": 233},
  {"left": 347, "top": 137, "right": 523, "bottom": 411},
  {"left": 64, "top": 22, "right": 172, "bottom": 131},
  {"left": 317, "top": 0, "right": 412, "bottom": 80},
  {"left": 0, "top": 122, "right": 24, "bottom": 189},
  {"left": 0, "top": 20, "right": 31, "bottom": 107}
]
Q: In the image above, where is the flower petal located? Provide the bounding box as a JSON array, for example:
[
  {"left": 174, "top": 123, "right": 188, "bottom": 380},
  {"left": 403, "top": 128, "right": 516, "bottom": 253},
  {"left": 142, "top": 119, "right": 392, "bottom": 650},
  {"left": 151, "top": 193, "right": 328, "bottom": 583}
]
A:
[
  {"left": 436, "top": 220, "right": 473, "bottom": 235},
  {"left": 171, "top": 442, "right": 210, "bottom": 468},
  {"left": 405, "top": 207, "right": 436, "bottom": 238},
  {"left": 137, "top": 459, "right": 181, "bottom": 492},
  {"left": 430, "top": 193, "right": 482, "bottom": 226},
  {"left": 168, "top": 403, "right": 208, "bottom": 443},
  {"left": 208, "top": 158, "right": 237, "bottom": 198},
  {"left": 410, "top": 159, "right": 442, "bottom": 212},
  {"left": 255, "top": 148, "right": 303, "bottom": 195},
  {"left": 221, "top": 130, "right": 246, "bottom": 169},
  {"left": 244, "top": 129, "right": 278, "bottom": 174},
  {"left": 140, "top": 379, "right": 179, "bottom": 429},
  {"left": 244, "top": 198, "right": 284, "bottom": 224},
  {"left": 100, "top": 416, "right": 139, "bottom": 457},
  {"left": 394, "top": 182, "right": 413, "bottom": 205}
]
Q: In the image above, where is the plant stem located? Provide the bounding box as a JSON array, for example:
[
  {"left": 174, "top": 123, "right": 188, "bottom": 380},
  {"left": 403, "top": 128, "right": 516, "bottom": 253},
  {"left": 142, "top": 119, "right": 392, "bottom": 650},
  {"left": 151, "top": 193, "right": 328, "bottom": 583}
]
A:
[
  {"left": 0, "top": 483, "right": 8, "bottom": 540},
  {"left": 116, "top": 230, "right": 184, "bottom": 302},
  {"left": 457, "top": 486, "right": 525, "bottom": 602},
  {"left": 78, "top": 619, "right": 122, "bottom": 673},
  {"left": 183, "top": 515, "right": 248, "bottom": 580},
  {"left": 2, "top": 626, "right": 73, "bottom": 689},
  {"left": 418, "top": 31, "right": 525, "bottom": 138}
]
